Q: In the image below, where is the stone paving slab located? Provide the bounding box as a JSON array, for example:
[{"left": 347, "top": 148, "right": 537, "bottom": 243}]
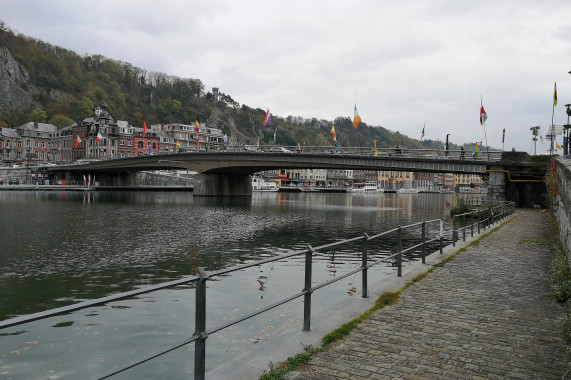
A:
[{"left": 288, "top": 210, "right": 570, "bottom": 379}]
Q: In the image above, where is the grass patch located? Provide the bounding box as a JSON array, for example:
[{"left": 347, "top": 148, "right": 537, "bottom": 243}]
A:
[
  {"left": 259, "top": 216, "right": 514, "bottom": 379},
  {"left": 259, "top": 344, "right": 321, "bottom": 380}
]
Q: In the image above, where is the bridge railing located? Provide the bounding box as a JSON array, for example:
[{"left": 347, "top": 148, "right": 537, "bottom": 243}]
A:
[
  {"left": 0, "top": 202, "right": 515, "bottom": 380},
  {"left": 218, "top": 145, "right": 503, "bottom": 161}
]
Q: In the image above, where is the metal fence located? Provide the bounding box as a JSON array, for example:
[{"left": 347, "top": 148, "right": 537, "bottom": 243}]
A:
[
  {"left": 220, "top": 145, "right": 504, "bottom": 161},
  {"left": 0, "top": 202, "right": 515, "bottom": 379}
]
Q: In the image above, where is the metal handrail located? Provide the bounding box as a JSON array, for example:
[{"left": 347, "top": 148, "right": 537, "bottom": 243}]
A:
[{"left": 1, "top": 201, "right": 516, "bottom": 380}]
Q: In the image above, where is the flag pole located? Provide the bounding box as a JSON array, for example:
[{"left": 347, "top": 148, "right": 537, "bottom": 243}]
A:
[
  {"left": 551, "top": 103, "right": 555, "bottom": 155},
  {"left": 481, "top": 96, "right": 489, "bottom": 160},
  {"left": 551, "top": 82, "right": 557, "bottom": 155}
]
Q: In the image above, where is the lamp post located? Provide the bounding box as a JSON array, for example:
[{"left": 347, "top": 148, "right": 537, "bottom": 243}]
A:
[
  {"left": 565, "top": 104, "right": 571, "bottom": 156},
  {"left": 445, "top": 134, "right": 450, "bottom": 157},
  {"left": 530, "top": 126, "right": 540, "bottom": 155}
]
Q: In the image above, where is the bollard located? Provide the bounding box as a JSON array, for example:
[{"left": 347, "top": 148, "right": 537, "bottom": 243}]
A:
[
  {"left": 361, "top": 234, "right": 369, "bottom": 298},
  {"left": 470, "top": 213, "right": 474, "bottom": 237},
  {"left": 303, "top": 246, "right": 313, "bottom": 331},
  {"left": 194, "top": 267, "right": 209, "bottom": 380}
]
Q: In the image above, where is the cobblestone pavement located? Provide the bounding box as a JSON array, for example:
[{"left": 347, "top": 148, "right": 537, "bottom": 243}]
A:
[{"left": 288, "top": 210, "right": 570, "bottom": 379}]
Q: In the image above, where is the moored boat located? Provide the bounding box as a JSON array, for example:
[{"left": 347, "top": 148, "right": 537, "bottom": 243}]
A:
[{"left": 251, "top": 176, "right": 279, "bottom": 192}]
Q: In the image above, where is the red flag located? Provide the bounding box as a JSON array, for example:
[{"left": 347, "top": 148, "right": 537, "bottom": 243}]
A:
[
  {"left": 96, "top": 131, "right": 102, "bottom": 143},
  {"left": 74, "top": 135, "right": 81, "bottom": 148},
  {"left": 480, "top": 106, "right": 487, "bottom": 125},
  {"left": 143, "top": 121, "right": 147, "bottom": 137}
]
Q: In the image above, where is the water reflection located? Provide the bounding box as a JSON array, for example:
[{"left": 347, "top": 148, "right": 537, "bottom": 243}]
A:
[{"left": 0, "top": 190, "right": 479, "bottom": 379}]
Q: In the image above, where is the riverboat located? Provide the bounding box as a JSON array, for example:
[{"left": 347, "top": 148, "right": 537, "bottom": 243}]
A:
[
  {"left": 251, "top": 176, "right": 279, "bottom": 192},
  {"left": 347, "top": 182, "right": 384, "bottom": 193}
]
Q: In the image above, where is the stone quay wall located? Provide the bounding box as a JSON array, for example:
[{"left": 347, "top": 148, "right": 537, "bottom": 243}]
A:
[{"left": 555, "top": 156, "right": 571, "bottom": 265}]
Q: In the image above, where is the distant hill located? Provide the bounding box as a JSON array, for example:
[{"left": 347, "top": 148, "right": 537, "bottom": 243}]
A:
[{"left": 0, "top": 21, "right": 465, "bottom": 150}]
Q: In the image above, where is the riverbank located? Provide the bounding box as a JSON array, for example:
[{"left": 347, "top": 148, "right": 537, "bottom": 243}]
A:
[
  {"left": 283, "top": 209, "right": 569, "bottom": 379},
  {"left": 0, "top": 184, "right": 193, "bottom": 191}
]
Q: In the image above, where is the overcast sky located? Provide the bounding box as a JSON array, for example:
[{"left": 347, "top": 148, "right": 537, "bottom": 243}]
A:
[{"left": 2, "top": 0, "right": 571, "bottom": 153}]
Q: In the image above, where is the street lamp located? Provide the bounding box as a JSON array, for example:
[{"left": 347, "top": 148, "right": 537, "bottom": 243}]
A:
[
  {"left": 530, "top": 126, "right": 540, "bottom": 155},
  {"left": 564, "top": 104, "right": 571, "bottom": 156},
  {"left": 445, "top": 134, "right": 451, "bottom": 156}
]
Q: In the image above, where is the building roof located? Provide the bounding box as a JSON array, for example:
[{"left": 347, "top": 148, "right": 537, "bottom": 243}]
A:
[{"left": 18, "top": 122, "right": 57, "bottom": 133}]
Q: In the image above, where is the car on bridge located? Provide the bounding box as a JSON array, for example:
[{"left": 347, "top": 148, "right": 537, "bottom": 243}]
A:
[{"left": 8, "top": 178, "right": 19, "bottom": 185}]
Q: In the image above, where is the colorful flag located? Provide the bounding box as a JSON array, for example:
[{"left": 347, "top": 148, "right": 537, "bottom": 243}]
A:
[
  {"left": 96, "top": 131, "right": 103, "bottom": 143},
  {"left": 557, "top": 142, "right": 562, "bottom": 150},
  {"left": 420, "top": 124, "right": 425, "bottom": 140},
  {"left": 353, "top": 104, "right": 361, "bottom": 128},
  {"left": 142, "top": 121, "right": 147, "bottom": 138},
  {"left": 176, "top": 140, "right": 181, "bottom": 152},
  {"left": 263, "top": 108, "right": 271, "bottom": 128},
  {"left": 195, "top": 116, "right": 200, "bottom": 132},
  {"left": 554, "top": 82, "right": 558, "bottom": 106},
  {"left": 373, "top": 140, "right": 378, "bottom": 156},
  {"left": 330, "top": 126, "right": 336, "bottom": 141},
  {"left": 74, "top": 135, "right": 81, "bottom": 148},
  {"left": 475, "top": 142, "right": 479, "bottom": 159},
  {"left": 480, "top": 105, "right": 487, "bottom": 125}
]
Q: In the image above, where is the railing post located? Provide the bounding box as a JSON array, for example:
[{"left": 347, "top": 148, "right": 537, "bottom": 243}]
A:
[
  {"left": 421, "top": 221, "right": 426, "bottom": 264},
  {"left": 194, "top": 267, "right": 209, "bottom": 380},
  {"left": 470, "top": 212, "right": 474, "bottom": 237},
  {"left": 397, "top": 226, "right": 402, "bottom": 277},
  {"left": 462, "top": 213, "right": 466, "bottom": 241},
  {"left": 452, "top": 216, "right": 456, "bottom": 247},
  {"left": 361, "top": 234, "right": 369, "bottom": 298},
  {"left": 439, "top": 219, "right": 443, "bottom": 254},
  {"left": 303, "top": 245, "right": 314, "bottom": 331},
  {"left": 477, "top": 211, "right": 481, "bottom": 235}
]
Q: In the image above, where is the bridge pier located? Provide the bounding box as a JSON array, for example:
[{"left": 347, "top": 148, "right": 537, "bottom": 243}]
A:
[
  {"left": 488, "top": 166, "right": 506, "bottom": 203},
  {"left": 193, "top": 174, "right": 252, "bottom": 196}
]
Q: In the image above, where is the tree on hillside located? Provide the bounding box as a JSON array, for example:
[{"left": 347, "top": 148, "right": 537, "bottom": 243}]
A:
[
  {"left": 30, "top": 110, "right": 47, "bottom": 123},
  {"left": 49, "top": 114, "right": 73, "bottom": 128}
]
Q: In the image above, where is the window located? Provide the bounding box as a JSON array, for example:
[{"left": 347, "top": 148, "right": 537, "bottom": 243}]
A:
[{"left": 35, "top": 141, "right": 39, "bottom": 148}]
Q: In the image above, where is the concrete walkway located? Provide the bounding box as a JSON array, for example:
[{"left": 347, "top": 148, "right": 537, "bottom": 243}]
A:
[{"left": 287, "top": 210, "right": 569, "bottom": 379}]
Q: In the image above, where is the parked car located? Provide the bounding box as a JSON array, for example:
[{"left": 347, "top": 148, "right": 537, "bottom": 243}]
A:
[
  {"left": 0, "top": 178, "right": 3, "bottom": 185},
  {"left": 8, "top": 178, "right": 19, "bottom": 185}
]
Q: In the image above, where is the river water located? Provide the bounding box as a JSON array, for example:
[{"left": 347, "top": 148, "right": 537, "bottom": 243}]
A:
[{"left": 0, "top": 190, "right": 472, "bottom": 379}]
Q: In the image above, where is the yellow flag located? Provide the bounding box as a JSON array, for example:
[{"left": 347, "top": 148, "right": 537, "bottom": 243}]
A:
[
  {"left": 557, "top": 142, "right": 562, "bottom": 150},
  {"left": 554, "top": 82, "right": 558, "bottom": 106}
]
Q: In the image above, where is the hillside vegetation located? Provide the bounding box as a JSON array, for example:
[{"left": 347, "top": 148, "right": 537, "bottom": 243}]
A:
[{"left": 0, "top": 21, "right": 458, "bottom": 150}]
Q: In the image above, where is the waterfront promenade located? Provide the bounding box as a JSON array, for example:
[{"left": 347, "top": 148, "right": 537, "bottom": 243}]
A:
[{"left": 284, "top": 209, "right": 569, "bottom": 379}]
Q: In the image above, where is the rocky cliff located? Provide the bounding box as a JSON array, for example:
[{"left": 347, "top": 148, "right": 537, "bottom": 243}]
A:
[{"left": 0, "top": 46, "right": 41, "bottom": 114}]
